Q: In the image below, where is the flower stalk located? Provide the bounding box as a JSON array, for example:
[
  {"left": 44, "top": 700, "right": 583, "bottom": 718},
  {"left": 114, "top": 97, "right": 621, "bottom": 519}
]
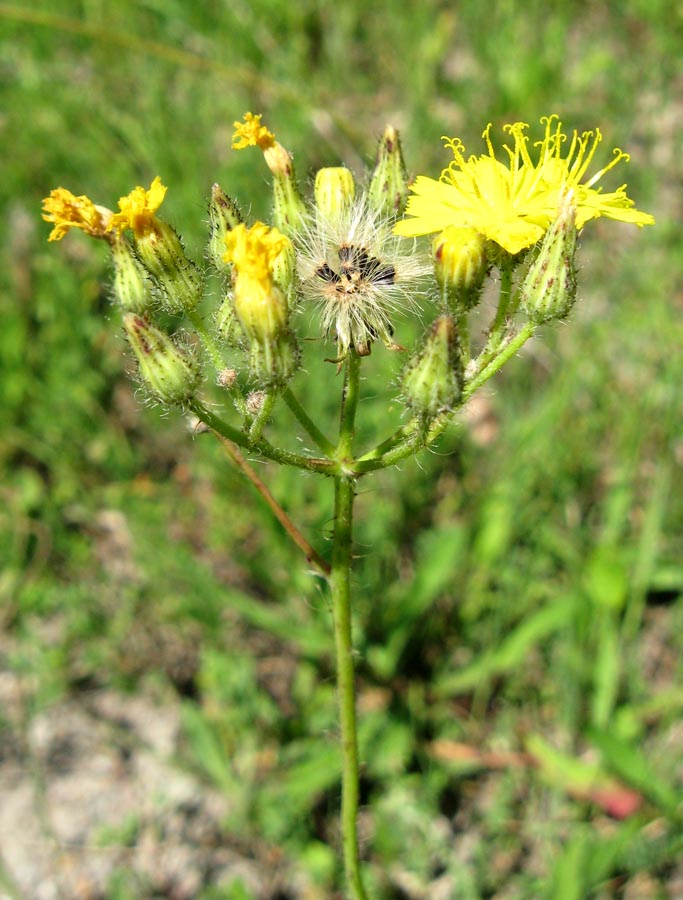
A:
[{"left": 331, "top": 350, "right": 368, "bottom": 900}]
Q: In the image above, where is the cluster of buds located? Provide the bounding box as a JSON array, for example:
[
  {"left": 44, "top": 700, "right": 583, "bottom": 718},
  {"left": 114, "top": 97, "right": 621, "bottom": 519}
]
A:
[{"left": 42, "top": 111, "right": 624, "bottom": 427}]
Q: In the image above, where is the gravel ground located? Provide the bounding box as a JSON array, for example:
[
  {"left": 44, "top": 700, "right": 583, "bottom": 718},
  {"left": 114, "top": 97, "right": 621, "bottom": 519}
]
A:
[{"left": 0, "top": 669, "right": 269, "bottom": 900}]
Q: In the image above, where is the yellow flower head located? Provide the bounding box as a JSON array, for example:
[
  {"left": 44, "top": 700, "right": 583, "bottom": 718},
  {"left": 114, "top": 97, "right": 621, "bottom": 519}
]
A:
[
  {"left": 223, "top": 222, "right": 290, "bottom": 281},
  {"left": 232, "top": 112, "right": 276, "bottom": 151},
  {"left": 41, "top": 188, "right": 112, "bottom": 242},
  {"left": 395, "top": 115, "right": 655, "bottom": 255},
  {"left": 224, "top": 223, "right": 292, "bottom": 342},
  {"left": 108, "top": 176, "right": 167, "bottom": 238},
  {"left": 231, "top": 111, "right": 297, "bottom": 187}
]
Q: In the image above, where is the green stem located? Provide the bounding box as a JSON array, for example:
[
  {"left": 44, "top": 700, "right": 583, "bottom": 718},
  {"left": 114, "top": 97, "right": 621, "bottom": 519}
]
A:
[
  {"left": 187, "top": 308, "right": 226, "bottom": 373},
  {"left": 462, "top": 322, "right": 536, "bottom": 400},
  {"left": 331, "top": 476, "right": 368, "bottom": 900},
  {"left": 458, "top": 314, "right": 471, "bottom": 366},
  {"left": 338, "top": 350, "right": 361, "bottom": 459},
  {"left": 283, "top": 387, "right": 336, "bottom": 456},
  {"left": 330, "top": 351, "right": 369, "bottom": 900},
  {"left": 353, "top": 322, "right": 537, "bottom": 475},
  {"left": 248, "top": 389, "right": 277, "bottom": 442},
  {"left": 487, "top": 265, "right": 514, "bottom": 347},
  {"left": 477, "top": 265, "right": 524, "bottom": 372},
  {"left": 356, "top": 419, "right": 419, "bottom": 463},
  {"left": 190, "top": 400, "right": 337, "bottom": 474}
]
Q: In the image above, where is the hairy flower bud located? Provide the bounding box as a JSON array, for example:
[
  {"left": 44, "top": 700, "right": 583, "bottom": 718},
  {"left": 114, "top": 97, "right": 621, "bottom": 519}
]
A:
[
  {"left": 270, "top": 235, "right": 298, "bottom": 308},
  {"left": 521, "top": 192, "right": 578, "bottom": 323},
  {"left": 214, "top": 295, "right": 242, "bottom": 345},
  {"left": 315, "top": 168, "right": 356, "bottom": 220},
  {"left": 110, "top": 235, "right": 153, "bottom": 314},
  {"left": 207, "top": 184, "right": 243, "bottom": 274},
  {"left": 433, "top": 226, "right": 487, "bottom": 313},
  {"left": 402, "top": 315, "right": 463, "bottom": 418},
  {"left": 106, "top": 177, "right": 203, "bottom": 314},
  {"left": 272, "top": 169, "right": 307, "bottom": 238},
  {"left": 135, "top": 220, "right": 203, "bottom": 315},
  {"left": 367, "top": 125, "right": 410, "bottom": 217},
  {"left": 123, "top": 314, "right": 201, "bottom": 405}
]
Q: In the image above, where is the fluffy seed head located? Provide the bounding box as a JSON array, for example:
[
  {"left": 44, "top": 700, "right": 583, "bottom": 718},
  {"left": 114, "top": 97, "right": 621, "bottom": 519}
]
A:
[{"left": 297, "top": 194, "right": 430, "bottom": 358}]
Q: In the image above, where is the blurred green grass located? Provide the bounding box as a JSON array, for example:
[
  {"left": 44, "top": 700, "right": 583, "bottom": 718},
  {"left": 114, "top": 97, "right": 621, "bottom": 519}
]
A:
[{"left": 2, "top": 0, "right": 683, "bottom": 897}]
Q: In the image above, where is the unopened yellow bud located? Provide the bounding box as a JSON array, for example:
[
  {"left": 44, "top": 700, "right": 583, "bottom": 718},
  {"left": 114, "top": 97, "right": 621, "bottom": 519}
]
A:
[
  {"left": 314, "top": 168, "right": 356, "bottom": 220},
  {"left": 521, "top": 192, "right": 578, "bottom": 323},
  {"left": 367, "top": 125, "right": 410, "bottom": 217},
  {"left": 207, "top": 184, "right": 243, "bottom": 274},
  {"left": 110, "top": 236, "right": 153, "bottom": 314},
  {"left": 402, "top": 315, "right": 463, "bottom": 418},
  {"left": 123, "top": 314, "right": 201, "bottom": 405},
  {"left": 433, "top": 227, "right": 488, "bottom": 313}
]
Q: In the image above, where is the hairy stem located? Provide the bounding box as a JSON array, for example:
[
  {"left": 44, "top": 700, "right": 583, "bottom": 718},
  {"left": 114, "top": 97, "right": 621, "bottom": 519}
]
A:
[
  {"left": 331, "top": 350, "right": 369, "bottom": 900},
  {"left": 190, "top": 399, "right": 337, "bottom": 474},
  {"left": 187, "top": 307, "right": 226, "bottom": 373},
  {"left": 283, "top": 387, "right": 336, "bottom": 456},
  {"left": 248, "top": 389, "right": 277, "bottom": 442}
]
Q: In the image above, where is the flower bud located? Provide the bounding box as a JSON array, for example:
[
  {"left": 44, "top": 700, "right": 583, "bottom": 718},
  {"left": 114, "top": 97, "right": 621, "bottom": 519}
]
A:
[
  {"left": 110, "top": 235, "right": 153, "bottom": 314},
  {"left": 272, "top": 169, "right": 307, "bottom": 237},
  {"left": 433, "top": 226, "right": 487, "bottom": 313},
  {"left": 367, "top": 126, "right": 410, "bottom": 217},
  {"left": 207, "top": 184, "right": 243, "bottom": 274},
  {"left": 270, "top": 235, "right": 298, "bottom": 308},
  {"left": 233, "top": 276, "right": 299, "bottom": 386},
  {"left": 314, "top": 167, "right": 356, "bottom": 220},
  {"left": 402, "top": 315, "right": 463, "bottom": 418},
  {"left": 135, "top": 221, "right": 203, "bottom": 315},
  {"left": 214, "top": 295, "right": 242, "bottom": 345},
  {"left": 521, "top": 192, "right": 578, "bottom": 323},
  {"left": 123, "top": 313, "right": 201, "bottom": 405},
  {"left": 247, "top": 331, "right": 299, "bottom": 388}
]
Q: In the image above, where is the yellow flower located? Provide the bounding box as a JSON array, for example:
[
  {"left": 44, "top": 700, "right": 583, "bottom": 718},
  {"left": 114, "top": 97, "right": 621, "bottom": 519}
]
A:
[
  {"left": 41, "top": 188, "right": 112, "bottom": 242},
  {"left": 108, "top": 176, "right": 167, "bottom": 238},
  {"left": 224, "top": 223, "right": 292, "bottom": 338},
  {"left": 395, "top": 115, "right": 655, "bottom": 255},
  {"left": 232, "top": 112, "right": 276, "bottom": 151},
  {"left": 223, "top": 222, "right": 289, "bottom": 281}
]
